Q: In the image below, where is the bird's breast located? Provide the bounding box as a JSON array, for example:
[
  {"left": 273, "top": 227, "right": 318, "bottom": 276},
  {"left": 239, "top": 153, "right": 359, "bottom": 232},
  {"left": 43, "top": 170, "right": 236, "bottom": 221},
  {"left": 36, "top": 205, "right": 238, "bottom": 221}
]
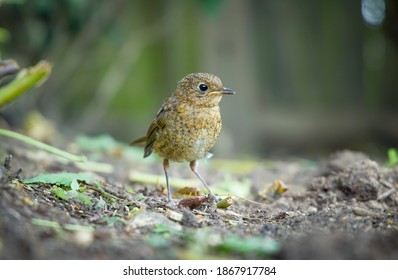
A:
[{"left": 153, "top": 104, "right": 222, "bottom": 162}]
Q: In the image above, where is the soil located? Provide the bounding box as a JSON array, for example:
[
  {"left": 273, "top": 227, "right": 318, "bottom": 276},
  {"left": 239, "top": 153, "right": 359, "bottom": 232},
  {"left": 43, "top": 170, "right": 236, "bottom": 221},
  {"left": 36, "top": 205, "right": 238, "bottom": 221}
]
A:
[{"left": 1, "top": 136, "right": 398, "bottom": 260}]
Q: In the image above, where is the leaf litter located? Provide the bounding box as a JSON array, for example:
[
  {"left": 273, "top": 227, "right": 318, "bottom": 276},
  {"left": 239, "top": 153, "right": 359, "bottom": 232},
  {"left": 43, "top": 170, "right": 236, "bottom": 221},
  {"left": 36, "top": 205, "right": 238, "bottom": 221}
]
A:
[{"left": 1, "top": 134, "right": 398, "bottom": 259}]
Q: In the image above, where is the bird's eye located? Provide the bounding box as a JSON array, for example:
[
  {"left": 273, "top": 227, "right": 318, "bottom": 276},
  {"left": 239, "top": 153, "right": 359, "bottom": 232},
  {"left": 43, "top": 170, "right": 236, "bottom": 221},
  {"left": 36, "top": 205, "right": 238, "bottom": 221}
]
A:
[{"left": 198, "top": 83, "right": 208, "bottom": 92}]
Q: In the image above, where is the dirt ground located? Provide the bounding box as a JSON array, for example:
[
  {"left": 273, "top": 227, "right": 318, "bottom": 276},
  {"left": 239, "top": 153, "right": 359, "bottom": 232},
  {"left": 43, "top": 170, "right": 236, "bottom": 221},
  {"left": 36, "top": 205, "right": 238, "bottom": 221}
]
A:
[{"left": 1, "top": 135, "right": 398, "bottom": 260}]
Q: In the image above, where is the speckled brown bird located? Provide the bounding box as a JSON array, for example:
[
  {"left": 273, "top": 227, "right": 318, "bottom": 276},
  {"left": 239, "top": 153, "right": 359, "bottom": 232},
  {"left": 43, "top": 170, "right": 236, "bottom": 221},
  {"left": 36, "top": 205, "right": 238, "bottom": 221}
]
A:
[{"left": 130, "top": 73, "right": 235, "bottom": 202}]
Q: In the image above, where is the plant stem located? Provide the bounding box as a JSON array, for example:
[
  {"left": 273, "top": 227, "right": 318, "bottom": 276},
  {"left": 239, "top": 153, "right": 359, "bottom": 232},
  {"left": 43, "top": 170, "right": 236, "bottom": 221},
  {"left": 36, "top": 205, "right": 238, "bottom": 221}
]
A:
[
  {"left": 0, "top": 61, "right": 52, "bottom": 108},
  {"left": 0, "top": 128, "right": 87, "bottom": 162}
]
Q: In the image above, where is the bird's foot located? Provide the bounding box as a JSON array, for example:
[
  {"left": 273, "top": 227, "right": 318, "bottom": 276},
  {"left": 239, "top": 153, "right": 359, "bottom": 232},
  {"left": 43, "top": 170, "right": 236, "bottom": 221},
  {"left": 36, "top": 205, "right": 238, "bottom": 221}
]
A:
[
  {"left": 165, "top": 198, "right": 177, "bottom": 208},
  {"left": 208, "top": 193, "right": 218, "bottom": 202}
]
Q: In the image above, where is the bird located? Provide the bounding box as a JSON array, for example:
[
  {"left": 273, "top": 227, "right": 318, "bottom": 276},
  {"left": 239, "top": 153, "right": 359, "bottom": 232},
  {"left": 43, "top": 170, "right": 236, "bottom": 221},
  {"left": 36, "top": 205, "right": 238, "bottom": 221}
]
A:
[{"left": 130, "top": 73, "right": 235, "bottom": 202}]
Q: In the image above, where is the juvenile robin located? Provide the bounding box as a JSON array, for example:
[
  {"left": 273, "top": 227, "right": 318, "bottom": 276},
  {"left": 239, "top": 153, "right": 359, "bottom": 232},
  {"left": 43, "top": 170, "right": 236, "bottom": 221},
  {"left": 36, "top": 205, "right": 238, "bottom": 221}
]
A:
[{"left": 130, "top": 73, "right": 235, "bottom": 202}]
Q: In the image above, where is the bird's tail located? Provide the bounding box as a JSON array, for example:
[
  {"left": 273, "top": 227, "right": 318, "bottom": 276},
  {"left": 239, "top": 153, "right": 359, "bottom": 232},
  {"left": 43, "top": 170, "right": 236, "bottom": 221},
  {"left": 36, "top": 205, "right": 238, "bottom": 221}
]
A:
[{"left": 129, "top": 135, "right": 146, "bottom": 146}]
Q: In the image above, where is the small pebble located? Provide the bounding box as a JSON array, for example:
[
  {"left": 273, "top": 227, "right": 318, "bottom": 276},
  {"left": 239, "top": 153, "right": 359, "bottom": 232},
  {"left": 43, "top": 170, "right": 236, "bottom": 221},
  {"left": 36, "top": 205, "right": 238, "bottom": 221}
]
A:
[
  {"left": 352, "top": 207, "right": 378, "bottom": 218},
  {"left": 307, "top": 206, "right": 318, "bottom": 214},
  {"left": 166, "top": 210, "right": 183, "bottom": 223},
  {"left": 72, "top": 231, "right": 94, "bottom": 248}
]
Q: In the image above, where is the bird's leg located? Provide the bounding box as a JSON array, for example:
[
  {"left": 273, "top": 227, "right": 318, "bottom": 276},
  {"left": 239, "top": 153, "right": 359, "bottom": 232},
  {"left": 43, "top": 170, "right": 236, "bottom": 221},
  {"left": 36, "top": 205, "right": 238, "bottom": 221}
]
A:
[
  {"left": 189, "top": 160, "right": 216, "bottom": 200},
  {"left": 163, "top": 158, "right": 172, "bottom": 202}
]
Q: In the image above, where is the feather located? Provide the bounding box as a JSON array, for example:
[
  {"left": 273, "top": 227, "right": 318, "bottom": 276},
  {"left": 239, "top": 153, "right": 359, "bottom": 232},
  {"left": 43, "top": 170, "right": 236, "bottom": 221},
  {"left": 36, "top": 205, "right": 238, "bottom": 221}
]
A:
[{"left": 129, "top": 97, "right": 179, "bottom": 158}]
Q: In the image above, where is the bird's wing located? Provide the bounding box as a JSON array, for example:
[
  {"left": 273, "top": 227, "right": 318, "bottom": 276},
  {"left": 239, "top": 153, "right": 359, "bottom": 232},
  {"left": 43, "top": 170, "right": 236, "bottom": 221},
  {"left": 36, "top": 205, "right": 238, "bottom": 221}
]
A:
[{"left": 143, "top": 96, "right": 179, "bottom": 158}]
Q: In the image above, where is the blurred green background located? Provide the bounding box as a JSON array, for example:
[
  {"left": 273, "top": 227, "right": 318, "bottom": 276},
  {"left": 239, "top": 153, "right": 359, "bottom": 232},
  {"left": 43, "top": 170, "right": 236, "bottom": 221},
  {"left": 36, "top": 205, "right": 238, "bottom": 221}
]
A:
[{"left": 0, "top": 0, "right": 397, "bottom": 159}]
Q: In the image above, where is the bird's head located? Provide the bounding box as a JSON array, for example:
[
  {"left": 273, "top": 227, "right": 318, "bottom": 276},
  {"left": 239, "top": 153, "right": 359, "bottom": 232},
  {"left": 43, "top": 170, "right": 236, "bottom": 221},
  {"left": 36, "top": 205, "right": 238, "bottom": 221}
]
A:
[{"left": 174, "top": 73, "right": 235, "bottom": 107}]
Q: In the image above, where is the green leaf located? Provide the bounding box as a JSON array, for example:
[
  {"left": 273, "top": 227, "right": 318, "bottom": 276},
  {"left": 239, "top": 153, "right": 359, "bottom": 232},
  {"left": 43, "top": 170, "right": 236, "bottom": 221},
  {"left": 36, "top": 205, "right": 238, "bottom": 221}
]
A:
[
  {"left": 50, "top": 188, "right": 69, "bottom": 201},
  {"left": 67, "top": 179, "right": 93, "bottom": 206},
  {"left": 70, "top": 179, "right": 80, "bottom": 191},
  {"left": 73, "top": 192, "right": 93, "bottom": 206},
  {"left": 99, "top": 216, "right": 127, "bottom": 226},
  {"left": 135, "top": 194, "right": 146, "bottom": 201},
  {"left": 26, "top": 173, "right": 96, "bottom": 206},
  {"left": 24, "top": 172, "right": 99, "bottom": 186}
]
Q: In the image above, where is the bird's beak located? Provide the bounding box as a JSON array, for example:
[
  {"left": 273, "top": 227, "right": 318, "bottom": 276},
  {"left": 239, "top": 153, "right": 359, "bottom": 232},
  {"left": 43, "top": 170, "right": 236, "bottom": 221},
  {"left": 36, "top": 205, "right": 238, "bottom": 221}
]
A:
[
  {"left": 208, "top": 87, "right": 236, "bottom": 96},
  {"left": 221, "top": 87, "right": 236, "bottom": 95}
]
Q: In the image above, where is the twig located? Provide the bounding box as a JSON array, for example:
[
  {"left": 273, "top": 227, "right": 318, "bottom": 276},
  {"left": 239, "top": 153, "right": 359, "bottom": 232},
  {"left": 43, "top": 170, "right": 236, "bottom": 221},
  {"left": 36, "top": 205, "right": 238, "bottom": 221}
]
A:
[
  {"left": 377, "top": 189, "right": 396, "bottom": 201},
  {"left": 217, "top": 195, "right": 234, "bottom": 208}
]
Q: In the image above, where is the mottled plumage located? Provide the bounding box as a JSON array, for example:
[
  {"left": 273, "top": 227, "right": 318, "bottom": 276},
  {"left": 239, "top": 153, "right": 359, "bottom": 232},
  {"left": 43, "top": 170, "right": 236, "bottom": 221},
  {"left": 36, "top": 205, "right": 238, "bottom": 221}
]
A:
[{"left": 130, "top": 73, "right": 235, "bottom": 201}]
